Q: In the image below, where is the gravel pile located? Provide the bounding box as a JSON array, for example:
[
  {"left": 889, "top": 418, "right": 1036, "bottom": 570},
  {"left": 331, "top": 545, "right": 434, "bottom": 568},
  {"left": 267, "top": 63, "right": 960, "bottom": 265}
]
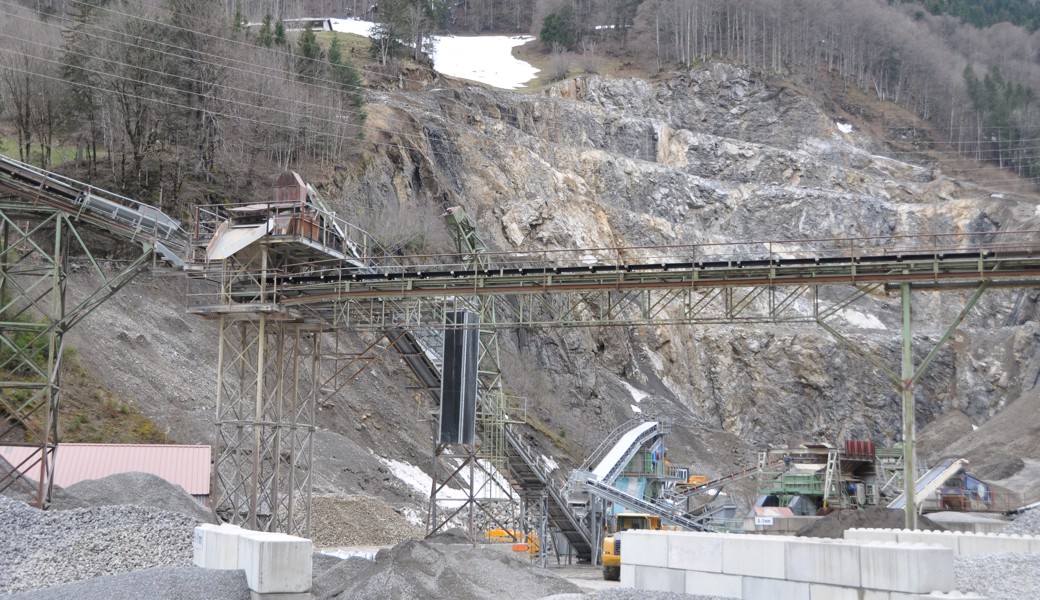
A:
[
  {"left": 58, "top": 472, "right": 213, "bottom": 523},
  {"left": 796, "top": 508, "right": 944, "bottom": 538},
  {"left": 0, "top": 495, "right": 201, "bottom": 594},
  {"left": 1, "top": 566, "right": 249, "bottom": 600},
  {"left": 540, "top": 593, "right": 729, "bottom": 600},
  {"left": 312, "top": 538, "right": 581, "bottom": 600},
  {"left": 955, "top": 552, "right": 1040, "bottom": 600},
  {"left": 1001, "top": 507, "right": 1040, "bottom": 536},
  {"left": 310, "top": 494, "right": 421, "bottom": 548}
]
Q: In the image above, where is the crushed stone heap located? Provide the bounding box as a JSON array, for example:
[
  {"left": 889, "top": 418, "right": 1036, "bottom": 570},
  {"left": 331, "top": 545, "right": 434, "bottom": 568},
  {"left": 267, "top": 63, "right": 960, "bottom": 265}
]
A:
[
  {"left": 309, "top": 494, "right": 422, "bottom": 547},
  {"left": 0, "top": 495, "right": 200, "bottom": 594},
  {"left": 1002, "top": 506, "right": 1040, "bottom": 536},
  {"left": 312, "top": 538, "right": 581, "bottom": 600}
]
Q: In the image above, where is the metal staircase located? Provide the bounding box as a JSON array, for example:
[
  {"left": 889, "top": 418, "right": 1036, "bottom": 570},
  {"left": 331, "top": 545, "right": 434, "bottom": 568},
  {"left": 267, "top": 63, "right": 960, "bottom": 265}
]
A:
[{"left": 502, "top": 426, "right": 594, "bottom": 560}]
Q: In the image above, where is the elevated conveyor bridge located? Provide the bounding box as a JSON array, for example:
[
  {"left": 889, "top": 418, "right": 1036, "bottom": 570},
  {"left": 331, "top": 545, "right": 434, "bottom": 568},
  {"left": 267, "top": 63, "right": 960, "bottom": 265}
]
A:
[{"left": 5, "top": 154, "right": 1040, "bottom": 533}]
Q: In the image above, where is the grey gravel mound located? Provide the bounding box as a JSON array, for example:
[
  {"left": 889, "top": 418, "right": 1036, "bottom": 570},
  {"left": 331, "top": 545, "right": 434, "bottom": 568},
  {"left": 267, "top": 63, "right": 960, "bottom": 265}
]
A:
[
  {"left": 312, "top": 551, "right": 345, "bottom": 576},
  {"left": 0, "top": 495, "right": 201, "bottom": 594},
  {"left": 425, "top": 527, "right": 472, "bottom": 544},
  {"left": 58, "top": 472, "right": 213, "bottom": 523},
  {"left": 955, "top": 552, "right": 1040, "bottom": 600},
  {"left": 795, "top": 508, "right": 945, "bottom": 538},
  {"left": 1002, "top": 507, "right": 1040, "bottom": 536},
  {"left": 315, "top": 538, "right": 581, "bottom": 600},
  {"left": 537, "top": 591, "right": 729, "bottom": 600},
  {"left": 0, "top": 566, "right": 249, "bottom": 600}
]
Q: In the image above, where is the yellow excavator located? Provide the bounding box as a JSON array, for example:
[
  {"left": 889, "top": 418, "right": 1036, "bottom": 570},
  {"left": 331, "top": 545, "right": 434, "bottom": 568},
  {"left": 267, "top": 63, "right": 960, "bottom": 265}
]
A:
[{"left": 601, "top": 513, "right": 664, "bottom": 581}]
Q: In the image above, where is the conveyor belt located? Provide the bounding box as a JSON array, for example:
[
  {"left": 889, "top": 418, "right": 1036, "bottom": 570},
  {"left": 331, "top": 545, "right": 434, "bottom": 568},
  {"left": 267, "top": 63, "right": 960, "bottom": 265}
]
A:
[{"left": 0, "top": 155, "right": 188, "bottom": 266}]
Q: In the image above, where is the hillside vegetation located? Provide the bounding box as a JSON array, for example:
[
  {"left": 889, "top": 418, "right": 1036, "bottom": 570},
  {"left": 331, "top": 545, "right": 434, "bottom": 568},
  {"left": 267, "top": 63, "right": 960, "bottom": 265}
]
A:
[{"left": 0, "top": 0, "right": 1037, "bottom": 205}]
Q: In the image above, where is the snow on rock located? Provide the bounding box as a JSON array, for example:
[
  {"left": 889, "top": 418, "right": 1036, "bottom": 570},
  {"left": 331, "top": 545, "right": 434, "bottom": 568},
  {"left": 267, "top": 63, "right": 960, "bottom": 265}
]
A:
[
  {"left": 378, "top": 455, "right": 514, "bottom": 502},
  {"left": 630, "top": 404, "right": 642, "bottom": 414},
  {"left": 836, "top": 121, "right": 853, "bottom": 134},
  {"left": 621, "top": 381, "right": 649, "bottom": 403},
  {"left": 837, "top": 308, "right": 886, "bottom": 330}
]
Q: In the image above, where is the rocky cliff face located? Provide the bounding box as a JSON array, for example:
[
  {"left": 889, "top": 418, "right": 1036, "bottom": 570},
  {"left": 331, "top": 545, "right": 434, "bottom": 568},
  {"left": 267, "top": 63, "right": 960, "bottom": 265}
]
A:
[
  {"left": 329, "top": 63, "right": 1040, "bottom": 487},
  {"left": 62, "top": 62, "right": 1040, "bottom": 509}
]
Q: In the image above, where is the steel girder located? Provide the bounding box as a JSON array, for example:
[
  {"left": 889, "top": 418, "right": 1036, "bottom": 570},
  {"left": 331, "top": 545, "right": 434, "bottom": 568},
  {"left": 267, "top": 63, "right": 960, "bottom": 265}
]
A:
[{"left": 0, "top": 211, "right": 153, "bottom": 506}]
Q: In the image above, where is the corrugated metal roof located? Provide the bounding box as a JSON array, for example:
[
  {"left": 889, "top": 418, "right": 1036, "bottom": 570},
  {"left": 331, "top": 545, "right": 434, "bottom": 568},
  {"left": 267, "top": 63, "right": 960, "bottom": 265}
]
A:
[{"left": 0, "top": 444, "right": 211, "bottom": 495}]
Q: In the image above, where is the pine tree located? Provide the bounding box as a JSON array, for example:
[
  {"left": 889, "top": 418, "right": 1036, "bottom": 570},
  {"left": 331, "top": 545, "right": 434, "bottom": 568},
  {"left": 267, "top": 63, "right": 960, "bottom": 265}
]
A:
[
  {"left": 274, "top": 20, "right": 287, "bottom": 46},
  {"left": 327, "top": 36, "right": 365, "bottom": 113},
  {"left": 257, "top": 14, "right": 273, "bottom": 47},
  {"left": 295, "top": 24, "right": 323, "bottom": 82}
]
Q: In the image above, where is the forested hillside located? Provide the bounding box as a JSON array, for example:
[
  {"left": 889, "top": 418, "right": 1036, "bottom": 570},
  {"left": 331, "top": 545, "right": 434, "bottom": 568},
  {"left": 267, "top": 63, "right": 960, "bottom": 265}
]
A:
[{"left": 0, "top": 0, "right": 1037, "bottom": 211}]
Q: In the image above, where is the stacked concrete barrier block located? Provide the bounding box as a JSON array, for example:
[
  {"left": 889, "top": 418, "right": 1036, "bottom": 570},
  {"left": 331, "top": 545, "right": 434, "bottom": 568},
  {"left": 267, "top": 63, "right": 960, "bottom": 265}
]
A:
[
  {"left": 238, "top": 532, "right": 312, "bottom": 598},
  {"left": 619, "top": 530, "right": 685, "bottom": 593},
  {"left": 844, "top": 528, "right": 1040, "bottom": 556},
  {"left": 956, "top": 532, "right": 1037, "bottom": 555},
  {"left": 859, "top": 542, "right": 954, "bottom": 594},
  {"left": 193, "top": 523, "right": 244, "bottom": 569},
  {"left": 192, "top": 524, "right": 313, "bottom": 598},
  {"left": 621, "top": 530, "right": 967, "bottom": 600},
  {"left": 893, "top": 530, "right": 959, "bottom": 553}
]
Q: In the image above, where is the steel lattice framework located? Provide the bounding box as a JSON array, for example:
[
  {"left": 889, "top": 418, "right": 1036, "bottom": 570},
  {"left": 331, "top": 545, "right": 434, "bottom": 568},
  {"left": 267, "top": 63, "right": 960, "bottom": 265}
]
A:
[
  {"left": 0, "top": 155, "right": 187, "bottom": 507},
  {"left": 187, "top": 230, "right": 1040, "bottom": 531},
  {"left": 5, "top": 152, "right": 1040, "bottom": 534}
]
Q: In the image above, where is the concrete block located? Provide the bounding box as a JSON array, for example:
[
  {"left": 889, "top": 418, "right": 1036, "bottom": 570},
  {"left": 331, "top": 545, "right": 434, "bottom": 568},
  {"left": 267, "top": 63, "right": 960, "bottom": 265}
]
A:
[
  {"left": 619, "top": 563, "right": 636, "bottom": 587},
  {"left": 889, "top": 593, "right": 987, "bottom": 600},
  {"left": 620, "top": 530, "right": 669, "bottom": 568},
  {"left": 667, "top": 532, "right": 725, "bottom": 572},
  {"left": 631, "top": 565, "right": 685, "bottom": 593},
  {"left": 809, "top": 583, "right": 863, "bottom": 600},
  {"left": 844, "top": 528, "right": 899, "bottom": 543},
  {"left": 860, "top": 542, "right": 954, "bottom": 594},
  {"left": 895, "top": 530, "right": 959, "bottom": 553},
  {"left": 238, "top": 532, "right": 313, "bottom": 594},
  {"left": 193, "top": 523, "right": 244, "bottom": 570},
  {"left": 249, "top": 593, "right": 311, "bottom": 600},
  {"left": 722, "top": 534, "right": 790, "bottom": 579},
  {"left": 786, "top": 538, "right": 860, "bottom": 586},
  {"left": 685, "top": 571, "right": 742, "bottom": 598},
  {"left": 957, "top": 533, "right": 1033, "bottom": 556},
  {"left": 743, "top": 575, "right": 810, "bottom": 600}
]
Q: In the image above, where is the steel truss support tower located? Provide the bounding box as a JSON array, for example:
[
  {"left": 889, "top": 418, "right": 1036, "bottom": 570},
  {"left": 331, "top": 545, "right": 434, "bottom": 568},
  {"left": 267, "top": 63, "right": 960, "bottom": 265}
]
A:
[
  {"left": 427, "top": 209, "right": 527, "bottom": 541},
  {"left": 212, "top": 315, "right": 319, "bottom": 535},
  {"left": 818, "top": 281, "right": 989, "bottom": 529},
  {"left": 0, "top": 212, "right": 154, "bottom": 507},
  {"left": 426, "top": 296, "right": 525, "bottom": 540}
]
